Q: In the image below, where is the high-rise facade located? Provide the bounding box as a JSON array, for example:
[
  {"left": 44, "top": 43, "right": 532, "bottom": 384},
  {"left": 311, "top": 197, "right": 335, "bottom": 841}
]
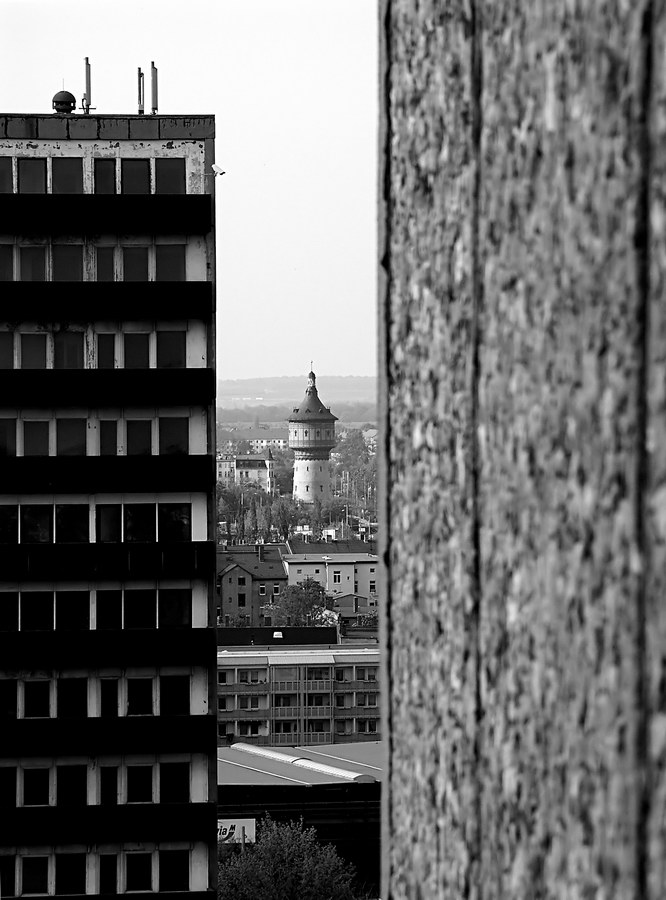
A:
[
  {"left": 289, "top": 371, "right": 337, "bottom": 503},
  {"left": 0, "top": 106, "right": 217, "bottom": 900}
]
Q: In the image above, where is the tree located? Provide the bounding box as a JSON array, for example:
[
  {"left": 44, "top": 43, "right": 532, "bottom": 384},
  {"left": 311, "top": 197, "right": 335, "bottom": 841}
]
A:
[
  {"left": 218, "top": 817, "right": 357, "bottom": 900},
  {"left": 272, "top": 498, "right": 294, "bottom": 541},
  {"left": 268, "top": 580, "right": 331, "bottom": 626}
]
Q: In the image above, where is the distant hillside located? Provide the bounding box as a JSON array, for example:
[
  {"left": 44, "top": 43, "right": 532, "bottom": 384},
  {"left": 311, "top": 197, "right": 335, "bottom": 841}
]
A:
[{"left": 217, "top": 375, "right": 376, "bottom": 407}]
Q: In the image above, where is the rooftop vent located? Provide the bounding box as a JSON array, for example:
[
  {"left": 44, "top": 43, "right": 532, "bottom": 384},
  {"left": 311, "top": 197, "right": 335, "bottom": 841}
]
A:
[{"left": 52, "top": 90, "right": 76, "bottom": 115}]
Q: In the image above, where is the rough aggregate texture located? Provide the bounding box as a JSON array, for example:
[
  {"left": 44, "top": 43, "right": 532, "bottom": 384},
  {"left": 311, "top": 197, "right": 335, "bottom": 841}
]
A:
[{"left": 383, "top": 1, "right": 665, "bottom": 897}]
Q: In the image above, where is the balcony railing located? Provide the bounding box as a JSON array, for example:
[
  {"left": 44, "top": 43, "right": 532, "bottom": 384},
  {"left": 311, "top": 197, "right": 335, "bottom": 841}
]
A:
[
  {"left": 219, "top": 682, "right": 269, "bottom": 693},
  {"left": 303, "top": 706, "right": 331, "bottom": 718},
  {"left": 303, "top": 680, "right": 332, "bottom": 691},
  {"left": 333, "top": 679, "right": 379, "bottom": 691},
  {"left": 273, "top": 706, "right": 300, "bottom": 718},
  {"left": 334, "top": 705, "right": 381, "bottom": 717},
  {"left": 223, "top": 709, "right": 270, "bottom": 720},
  {"left": 271, "top": 680, "right": 300, "bottom": 692}
]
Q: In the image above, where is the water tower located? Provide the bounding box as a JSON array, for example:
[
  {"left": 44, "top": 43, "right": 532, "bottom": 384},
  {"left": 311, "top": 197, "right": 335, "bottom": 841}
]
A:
[{"left": 289, "top": 370, "right": 338, "bottom": 503}]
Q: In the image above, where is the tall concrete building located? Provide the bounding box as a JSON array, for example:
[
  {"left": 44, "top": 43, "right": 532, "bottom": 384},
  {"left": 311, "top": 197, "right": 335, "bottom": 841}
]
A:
[
  {"left": 0, "top": 98, "right": 217, "bottom": 899},
  {"left": 289, "top": 371, "right": 337, "bottom": 503}
]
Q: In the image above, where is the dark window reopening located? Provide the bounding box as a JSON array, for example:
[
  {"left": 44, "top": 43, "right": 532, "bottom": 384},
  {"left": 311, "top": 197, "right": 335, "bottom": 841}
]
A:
[
  {"left": 96, "top": 246, "right": 115, "bottom": 281},
  {"left": 52, "top": 245, "right": 83, "bottom": 281},
  {"left": 0, "top": 592, "right": 18, "bottom": 632},
  {"left": 0, "top": 333, "right": 13, "bottom": 368},
  {"left": 124, "top": 332, "right": 150, "bottom": 368},
  {"left": 158, "top": 417, "right": 188, "bottom": 455},
  {"left": 127, "top": 765, "right": 153, "bottom": 803},
  {"left": 123, "top": 589, "right": 156, "bottom": 629},
  {"left": 99, "top": 767, "right": 118, "bottom": 805},
  {"left": 0, "top": 157, "right": 12, "bottom": 192},
  {"left": 124, "top": 504, "right": 155, "bottom": 542},
  {"left": 56, "top": 678, "right": 88, "bottom": 718},
  {"left": 19, "top": 592, "right": 54, "bottom": 631},
  {"left": 17, "top": 158, "right": 46, "bottom": 193},
  {"left": 22, "top": 857, "right": 49, "bottom": 895},
  {"left": 96, "top": 505, "right": 122, "bottom": 543},
  {"left": 55, "top": 505, "right": 89, "bottom": 543},
  {"left": 99, "top": 678, "right": 119, "bottom": 717},
  {"left": 159, "top": 850, "right": 189, "bottom": 892},
  {"left": 99, "top": 420, "right": 117, "bottom": 456},
  {"left": 56, "top": 765, "right": 87, "bottom": 807},
  {"left": 155, "top": 245, "right": 186, "bottom": 281},
  {"left": 0, "top": 856, "right": 15, "bottom": 899},
  {"left": 23, "top": 680, "right": 51, "bottom": 718},
  {"left": 97, "top": 334, "right": 115, "bottom": 369},
  {"left": 156, "top": 331, "right": 186, "bottom": 368},
  {"left": 121, "top": 159, "right": 150, "bottom": 194},
  {"left": 0, "top": 245, "right": 13, "bottom": 281},
  {"left": 55, "top": 591, "right": 89, "bottom": 631},
  {"left": 0, "top": 419, "right": 16, "bottom": 457},
  {"left": 52, "top": 158, "right": 83, "bottom": 195},
  {"left": 127, "top": 678, "right": 153, "bottom": 715},
  {"left": 125, "top": 853, "right": 152, "bottom": 892},
  {"left": 158, "top": 589, "right": 191, "bottom": 628},
  {"left": 94, "top": 158, "right": 116, "bottom": 195},
  {"left": 21, "top": 505, "right": 53, "bottom": 543},
  {"left": 55, "top": 852, "right": 87, "bottom": 895},
  {"left": 0, "top": 765, "right": 16, "bottom": 806},
  {"left": 159, "top": 762, "right": 189, "bottom": 804},
  {"left": 54, "top": 331, "right": 84, "bottom": 369},
  {"left": 123, "top": 246, "right": 149, "bottom": 281},
  {"left": 22, "top": 767, "right": 50, "bottom": 805},
  {"left": 0, "top": 679, "right": 17, "bottom": 720},
  {"left": 0, "top": 506, "right": 18, "bottom": 543},
  {"left": 96, "top": 591, "right": 122, "bottom": 630},
  {"left": 20, "top": 333, "right": 46, "bottom": 368},
  {"left": 160, "top": 675, "right": 190, "bottom": 716},
  {"left": 19, "top": 246, "right": 46, "bottom": 282},
  {"left": 158, "top": 503, "right": 191, "bottom": 541},
  {"left": 99, "top": 855, "right": 117, "bottom": 895},
  {"left": 155, "top": 158, "right": 186, "bottom": 194},
  {"left": 24, "top": 421, "right": 49, "bottom": 456},
  {"left": 126, "top": 420, "right": 152, "bottom": 456},
  {"left": 56, "top": 419, "right": 86, "bottom": 456}
]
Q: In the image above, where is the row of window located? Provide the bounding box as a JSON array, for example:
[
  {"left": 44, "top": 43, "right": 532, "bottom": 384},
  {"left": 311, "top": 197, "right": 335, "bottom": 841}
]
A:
[
  {"left": 0, "top": 674, "right": 191, "bottom": 719},
  {"left": 217, "top": 691, "right": 378, "bottom": 711},
  {"left": 0, "top": 417, "right": 191, "bottom": 458},
  {"left": 217, "top": 666, "right": 378, "bottom": 684},
  {"left": 0, "top": 155, "right": 188, "bottom": 195},
  {"left": 0, "top": 330, "right": 189, "bottom": 369},
  {"left": 0, "top": 588, "right": 192, "bottom": 632},
  {"left": 0, "top": 242, "right": 190, "bottom": 282},
  {"left": 0, "top": 760, "right": 192, "bottom": 808},
  {"left": 219, "top": 719, "right": 380, "bottom": 739},
  {"left": 0, "top": 848, "right": 191, "bottom": 897},
  {"left": 0, "top": 502, "right": 193, "bottom": 544}
]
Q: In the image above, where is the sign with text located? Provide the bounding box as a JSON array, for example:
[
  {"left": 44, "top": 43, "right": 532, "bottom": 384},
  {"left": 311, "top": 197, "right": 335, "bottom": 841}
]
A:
[{"left": 217, "top": 818, "right": 256, "bottom": 844}]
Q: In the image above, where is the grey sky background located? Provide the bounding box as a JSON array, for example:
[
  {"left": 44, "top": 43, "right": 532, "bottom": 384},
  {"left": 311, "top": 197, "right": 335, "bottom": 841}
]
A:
[{"left": 1, "top": 0, "right": 378, "bottom": 380}]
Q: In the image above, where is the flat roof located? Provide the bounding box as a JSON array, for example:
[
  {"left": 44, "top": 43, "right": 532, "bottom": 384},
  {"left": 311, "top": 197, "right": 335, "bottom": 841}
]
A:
[
  {"left": 217, "top": 741, "right": 383, "bottom": 786},
  {"left": 217, "top": 646, "right": 380, "bottom": 665},
  {"left": 283, "top": 553, "right": 378, "bottom": 564},
  {"left": 0, "top": 114, "right": 214, "bottom": 140}
]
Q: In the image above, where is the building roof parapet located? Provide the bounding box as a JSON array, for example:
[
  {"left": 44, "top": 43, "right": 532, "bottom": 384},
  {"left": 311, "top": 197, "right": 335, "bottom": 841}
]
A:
[{"left": 0, "top": 113, "right": 214, "bottom": 140}]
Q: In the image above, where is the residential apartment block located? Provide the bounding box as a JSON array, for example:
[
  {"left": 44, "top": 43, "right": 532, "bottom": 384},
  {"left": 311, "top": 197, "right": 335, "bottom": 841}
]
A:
[
  {"left": 216, "top": 545, "right": 288, "bottom": 625},
  {"left": 217, "top": 646, "right": 380, "bottom": 745},
  {"left": 0, "top": 108, "right": 217, "bottom": 900},
  {"left": 282, "top": 551, "right": 379, "bottom": 600},
  {"left": 216, "top": 450, "right": 276, "bottom": 494}
]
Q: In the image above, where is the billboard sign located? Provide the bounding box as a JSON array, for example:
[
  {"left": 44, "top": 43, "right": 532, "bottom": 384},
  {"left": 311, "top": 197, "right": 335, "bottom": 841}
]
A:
[{"left": 217, "top": 818, "right": 256, "bottom": 844}]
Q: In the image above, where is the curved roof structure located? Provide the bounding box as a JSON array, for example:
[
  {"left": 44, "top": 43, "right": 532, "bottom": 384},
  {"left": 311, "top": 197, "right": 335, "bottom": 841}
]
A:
[{"left": 288, "top": 371, "right": 338, "bottom": 423}]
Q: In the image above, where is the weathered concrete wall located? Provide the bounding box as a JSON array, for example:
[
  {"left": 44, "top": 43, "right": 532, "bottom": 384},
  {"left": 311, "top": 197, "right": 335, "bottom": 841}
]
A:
[{"left": 381, "top": 2, "right": 665, "bottom": 897}]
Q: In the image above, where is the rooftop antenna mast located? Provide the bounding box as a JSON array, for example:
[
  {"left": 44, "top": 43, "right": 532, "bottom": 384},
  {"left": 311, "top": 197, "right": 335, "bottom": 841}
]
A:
[
  {"left": 138, "top": 67, "right": 145, "bottom": 115},
  {"left": 150, "top": 62, "right": 158, "bottom": 115},
  {"left": 81, "top": 57, "right": 94, "bottom": 114}
]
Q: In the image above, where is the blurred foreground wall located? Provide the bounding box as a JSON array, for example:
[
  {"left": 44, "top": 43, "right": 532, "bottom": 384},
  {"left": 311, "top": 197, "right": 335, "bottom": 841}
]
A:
[{"left": 380, "top": 2, "right": 666, "bottom": 897}]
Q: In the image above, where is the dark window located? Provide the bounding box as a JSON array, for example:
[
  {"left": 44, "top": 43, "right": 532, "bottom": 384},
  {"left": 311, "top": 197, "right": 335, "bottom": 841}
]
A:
[
  {"left": 99, "top": 421, "right": 118, "bottom": 456},
  {"left": 57, "top": 678, "right": 88, "bottom": 718},
  {"left": 0, "top": 419, "right": 16, "bottom": 456},
  {"left": 99, "top": 766, "right": 118, "bottom": 805},
  {"left": 127, "top": 678, "right": 153, "bottom": 715},
  {"left": 0, "top": 679, "right": 17, "bottom": 719},
  {"left": 54, "top": 332, "right": 84, "bottom": 369},
  {"left": 56, "top": 419, "right": 86, "bottom": 455},
  {"left": 22, "top": 857, "right": 49, "bottom": 895},
  {"left": 125, "top": 853, "right": 152, "bottom": 892},
  {"left": 123, "top": 246, "right": 149, "bottom": 281},
  {"left": 99, "top": 678, "right": 119, "bottom": 717},
  {"left": 99, "top": 855, "right": 117, "bottom": 895},
  {"left": 22, "top": 768, "right": 50, "bottom": 806},
  {"left": 0, "top": 506, "right": 18, "bottom": 543},
  {"left": 96, "top": 592, "right": 122, "bottom": 630},
  {"left": 52, "top": 245, "right": 83, "bottom": 281},
  {"left": 55, "top": 505, "right": 89, "bottom": 543},
  {"left": 0, "top": 856, "right": 15, "bottom": 899},
  {"left": 19, "top": 592, "right": 53, "bottom": 631},
  {"left": 0, "top": 157, "right": 12, "bottom": 192},
  {"left": 158, "top": 589, "right": 191, "bottom": 628},
  {"left": 160, "top": 762, "right": 189, "bottom": 804},
  {"left": 52, "top": 158, "right": 83, "bottom": 195},
  {"left": 123, "top": 589, "right": 156, "bottom": 629},
  {"left": 0, "top": 592, "right": 18, "bottom": 631},
  {"left": 124, "top": 504, "right": 155, "bottom": 542},
  {"left": 158, "top": 503, "right": 191, "bottom": 541},
  {"left": 55, "top": 592, "right": 89, "bottom": 631},
  {"left": 96, "top": 505, "right": 121, "bottom": 543},
  {"left": 0, "top": 333, "right": 13, "bottom": 367},
  {"left": 156, "top": 331, "right": 186, "bottom": 368},
  {"left": 97, "top": 334, "right": 115, "bottom": 368},
  {"left": 94, "top": 159, "right": 116, "bottom": 195},
  {"left": 0, "top": 245, "right": 13, "bottom": 281},
  {"left": 17, "top": 158, "right": 46, "bottom": 193},
  {"left": 19, "top": 246, "right": 46, "bottom": 281},
  {"left": 55, "top": 853, "right": 86, "bottom": 895},
  {"left": 238, "top": 593, "right": 246, "bottom": 608},
  {"left": 21, "top": 505, "right": 53, "bottom": 543},
  {"left": 126, "top": 420, "right": 152, "bottom": 456},
  {"left": 160, "top": 675, "right": 190, "bottom": 716},
  {"left": 124, "top": 332, "right": 150, "bottom": 368},
  {"left": 155, "top": 158, "right": 185, "bottom": 194},
  {"left": 121, "top": 159, "right": 150, "bottom": 194},
  {"left": 127, "top": 765, "right": 153, "bottom": 802},
  {"left": 56, "top": 765, "right": 87, "bottom": 806},
  {"left": 159, "top": 418, "right": 188, "bottom": 455},
  {"left": 155, "top": 245, "right": 186, "bottom": 281},
  {"left": 159, "top": 850, "right": 189, "bottom": 892},
  {"left": 23, "top": 681, "right": 50, "bottom": 718},
  {"left": 96, "top": 246, "right": 115, "bottom": 281},
  {"left": 23, "top": 421, "right": 49, "bottom": 456},
  {"left": 20, "top": 333, "right": 46, "bottom": 367}
]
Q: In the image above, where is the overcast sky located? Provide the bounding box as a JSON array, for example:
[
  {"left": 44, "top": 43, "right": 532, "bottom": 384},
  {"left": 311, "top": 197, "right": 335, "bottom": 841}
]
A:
[{"left": 1, "top": 0, "right": 378, "bottom": 381}]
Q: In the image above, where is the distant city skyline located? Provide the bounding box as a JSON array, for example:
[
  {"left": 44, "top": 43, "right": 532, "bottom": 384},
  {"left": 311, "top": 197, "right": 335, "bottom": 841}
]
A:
[{"left": 1, "top": 0, "right": 378, "bottom": 380}]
